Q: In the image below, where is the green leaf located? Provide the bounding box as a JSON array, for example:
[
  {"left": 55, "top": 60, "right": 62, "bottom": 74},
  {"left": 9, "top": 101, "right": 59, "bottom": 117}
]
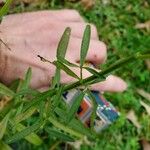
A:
[
  {"left": 7, "top": 120, "right": 43, "bottom": 144},
  {"left": 15, "top": 103, "right": 24, "bottom": 116},
  {"left": 48, "top": 115, "right": 83, "bottom": 138},
  {"left": 14, "top": 106, "right": 36, "bottom": 124},
  {"left": 39, "top": 101, "right": 45, "bottom": 119},
  {"left": 52, "top": 86, "right": 64, "bottom": 109},
  {"left": 0, "top": 83, "right": 15, "bottom": 97},
  {"left": 15, "top": 123, "right": 43, "bottom": 146},
  {"left": 66, "top": 91, "right": 84, "bottom": 123},
  {"left": 53, "top": 61, "right": 79, "bottom": 80},
  {"left": 57, "top": 27, "right": 71, "bottom": 59},
  {"left": 14, "top": 88, "right": 39, "bottom": 97},
  {"left": 80, "top": 25, "right": 91, "bottom": 67},
  {"left": 83, "top": 67, "right": 101, "bottom": 77},
  {"left": 68, "top": 118, "right": 95, "bottom": 139},
  {"left": 54, "top": 107, "right": 67, "bottom": 121},
  {"left": 0, "top": 0, "right": 13, "bottom": 18},
  {"left": 59, "top": 58, "right": 79, "bottom": 67},
  {"left": 23, "top": 90, "right": 54, "bottom": 112},
  {"left": 20, "top": 68, "right": 32, "bottom": 90},
  {"left": 9, "top": 79, "right": 20, "bottom": 92},
  {"left": 0, "top": 140, "right": 12, "bottom": 150},
  {"left": 51, "top": 69, "right": 61, "bottom": 88},
  {"left": 45, "top": 127, "right": 74, "bottom": 142},
  {"left": 0, "top": 112, "right": 10, "bottom": 140}
]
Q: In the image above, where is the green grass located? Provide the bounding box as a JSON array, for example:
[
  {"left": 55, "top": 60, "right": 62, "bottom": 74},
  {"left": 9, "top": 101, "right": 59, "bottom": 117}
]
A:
[{"left": 0, "top": 0, "right": 150, "bottom": 149}]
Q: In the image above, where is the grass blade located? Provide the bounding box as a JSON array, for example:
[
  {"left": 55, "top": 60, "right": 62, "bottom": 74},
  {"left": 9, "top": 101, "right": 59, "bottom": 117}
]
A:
[
  {"left": 45, "top": 127, "right": 74, "bottom": 142},
  {"left": 0, "top": 83, "right": 15, "bottom": 97},
  {"left": 7, "top": 120, "right": 43, "bottom": 144},
  {"left": 54, "top": 107, "right": 67, "bottom": 121},
  {"left": 0, "top": 112, "right": 10, "bottom": 139},
  {"left": 0, "top": 0, "right": 13, "bottom": 18},
  {"left": 51, "top": 69, "right": 61, "bottom": 88},
  {"left": 68, "top": 118, "right": 95, "bottom": 139},
  {"left": 66, "top": 91, "right": 84, "bottom": 123},
  {"left": 20, "top": 68, "right": 32, "bottom": 90},
  {"left": 57, "top": 27, "right": 71, "bottom": 59},
  {"left": 14, "top": 106, "right": 37, "bottom": 124},
  {"left": 0, "top": 140, "right": 12, "bottom": 150}
]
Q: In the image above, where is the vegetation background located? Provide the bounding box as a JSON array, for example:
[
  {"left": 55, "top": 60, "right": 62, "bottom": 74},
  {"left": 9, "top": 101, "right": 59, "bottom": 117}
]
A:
[{"left": 0, "top": 0, "right": 150, "bottom": 149}]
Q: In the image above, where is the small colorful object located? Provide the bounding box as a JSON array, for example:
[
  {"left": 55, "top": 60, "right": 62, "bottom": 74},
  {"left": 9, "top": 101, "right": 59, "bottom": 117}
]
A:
[{"left": 63, "top": 89, "right": 120, "bottom": 133}]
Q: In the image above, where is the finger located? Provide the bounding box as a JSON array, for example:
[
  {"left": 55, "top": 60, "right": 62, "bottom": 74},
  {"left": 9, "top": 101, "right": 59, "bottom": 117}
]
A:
[
  {"left": 3, "top": 17, "right": 98, "bottom": 40},
  {"left": 29, "top": 61, "right": 126, "bottom": 93},
  {"left": 1, "top": 9, "right": 84, "bottom": 26},
  {"left": 67, "top": 37, "right": 107, "bottom": 65},
  {"left": 90, "top": 75, "right": 127, "bottom": 92},
  {"left": 61, "top": 67, "right": 127, "bottom": 92},
  {"left": 63, "top": 23, "right": 99, "bottom": 40}
]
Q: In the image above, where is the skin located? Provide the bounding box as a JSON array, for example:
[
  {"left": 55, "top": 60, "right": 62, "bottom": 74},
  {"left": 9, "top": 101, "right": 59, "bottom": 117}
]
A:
[{"left": 0, "top": 9, "right": 127, "bottom": 92}]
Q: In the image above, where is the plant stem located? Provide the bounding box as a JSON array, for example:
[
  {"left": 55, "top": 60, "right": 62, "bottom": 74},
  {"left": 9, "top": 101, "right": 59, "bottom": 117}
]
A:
[
  {"left": 25, "top": 53, "right": 150, "bottom": 110},
  {"left": 63, "top": 55, "right": 135, "bottom": 91}
]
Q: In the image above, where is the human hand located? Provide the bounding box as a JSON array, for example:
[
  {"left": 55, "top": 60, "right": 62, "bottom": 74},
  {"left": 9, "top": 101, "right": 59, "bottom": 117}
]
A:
[{"left": 0, "top": 9, "right": 127, "bottom": 92}]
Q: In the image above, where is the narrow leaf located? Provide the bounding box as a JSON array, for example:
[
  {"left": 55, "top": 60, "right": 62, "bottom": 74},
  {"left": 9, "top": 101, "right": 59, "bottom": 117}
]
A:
[
  {"left": 48, "top": 115, "right": 83, "bottom": 138},
  {"left": 23, "top": 90, "right": 54, "bottom": 112},
  {"left": 68, "top": 118, "right": 95, "bottom": 139},
  {"left": 15, "top": 123, "right": 43, "bottom": 145},
  {"left": 7, "top": 120, "right": 43, "bottom": 144},
  {"left": 39, "top": 101, "right": 45, "bottom": 119},
  {"left": 83, "top": 67, "right": 101, "bottom": 77},
  {"left": 53, "top": 61, "right": 79, "bottom": 79},
  {"left": 14, "top": 88, "right": 39, "bottom": 97},
  {"left": 45, "top": 127, "right": 74, "bottom": 142},
  {"left": 0, "top": 83, "right": 15, "bottom": 97},
  {"left": 0, "top": 112, "right": 10, "bottom": 139},
  {"left": 66, "top": 91, "right": 84, "bottom": 123},
  {"left": 80, "top": 25, "right": 91, "bottom": 67},
  {"left": 0, "top": 140, "right": 12, "bottom": 150},
  {"left": 9, "top": 79, "right": 20, "bottom": 92},
  {"left": 0, "top": 0, "right": 13, "bottom": 18},
  {"left": 57, "top": 27, "right": 71, "bottom": 59},
  {"left": 14, "top": 106, "right": 36, "bottom": 124},
  {"left": 60, "top": 58, "right": 79, "bottom": 67},
  {"left": 51, "top": 69, "right": 61, "bottom": 88},
  {"left": 20, "top": 68, "right": 32, "bottom": 90},
  {"left": 54, "top": 107, "right": 67, "bottom": 121},
  {"left": 52, "top": 86, "right": 64, "bottom": 108}
]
